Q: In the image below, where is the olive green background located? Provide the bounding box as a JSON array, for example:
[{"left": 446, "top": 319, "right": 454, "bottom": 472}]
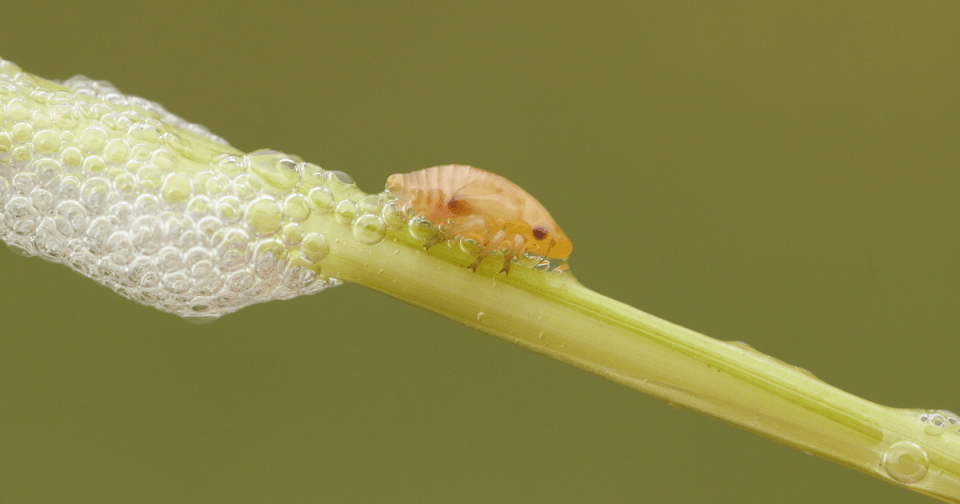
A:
[{"left": 1, "top": 2, "right": 958, "bottom": 503}]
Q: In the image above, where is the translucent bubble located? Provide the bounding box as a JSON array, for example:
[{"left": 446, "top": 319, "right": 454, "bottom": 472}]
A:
[
  {"left": 54, "top": 200, "right": 87, "bottom": 237},
  {"left": 161, "top": 173, "right": 192, "bottom": 203},
  {"left": 156, "top": 246, "right": 183, "bottom": 272},
  {"left": 103, "top": 138, "right": 130, "bottom": 165},
  {"left": 284, "top": 193, "right": 310, "bottom": 221},
  {"left": 131, "top": 216, "right": 164, "bottom": 255},
  {"left": 234, "top": 174, "right": 261, "bottom": 200},
  {"left": 11, "top": 145, "right": 31, "bottom": 164},
  {"left": 101, "top": 112, "right": 132, "bottom": 134},
  {"left": 0, "top": 132, "right": 11, "bottom": 153},
  {"left": 30, "top": 188, "right": 54, "bottom": 214},
  {"left": 61, "top": 147, "right": 83, "bottom": 171},
  {"left": 81, "top": 178, "right": 110, "bottom": 212},
  {"left": 216, "top": 154, "right": 245, "bottom": 176},
  {"left": 185, "top": 247, "right": 214, "bottom": 278},
  {"left": 196, "top": 216, "right": 221, "bottom": 245},
  {"left": 249, "top": 149, "right": 300, "bottom": 190},
  {"left": 33, "top": 220, "right": 68, "bottom": 258},
  {"left": 353, "top": 214, "right": 386, "bottom": 245},
  {"left": 162, "top": 272, "right": 191, "bottom": 294},
  {"left": 137, "top": 164, "right": 162, "bottom": 189},
  {"left": 12, "top": 172, "right": 39, "bottom": 194},
  {"left": 218, "top": 229, "right": 251, "bottom": 271},
  {"left": 32, "top": 129, "right": 61, "bottom": 154},
  {"left": 283, "top": 223, "right": 304, "bottom": 244},
  {"left": 308, "top": 186, "right": 335, "bottom": 212},
  {"left": 216, "top": 196, "right": 242, "bottom": 222},
  {"left": 82, "top": 155, "right": 106, "bottom": 174},
  {"left": 131, "top": 143, "right": 153, "bottom": 162},
  {"left": 301, "top": 233, "right": 330, "bottom": 262},
  {"left": 35, "top": 159, "right": 61, "bottom": 185},
  {"left": 381, "top": 201, "right": 405, "bottom": 230},
  {"left": 408, "top": 216, "right": 437, "bottom": 241},
  {"left": 883, "top": 441, "right": 928, "bottom": 484},
  {"left": 188, "top": 195, "right": 213, "bottom": 215},
  {"left": 78, "top": 126, "right": 106, "bottom": 153},
  {"left": 129, "top": 257, "right": 161, "bottom": 288},
  {"left": 5, "top": 197, "right": 38, "bottom": 235},
  {"left": 246, "top": 198, "right": 283, "bottom": 236},
  {"left": 334, "top": 199, "right": 357, "bottom": 225},
  {"left": 106, "top": 231, "right": 135, "bottom": 265},
  {"left": 85, "top": 216, "right": 116, "bottom": 254},
  {"left": 6, "top": 99, "right": 30, "bottom": 123},
  {"left": 226, "top": 270, "right": 255, "bottom": 292},
  {"left": 11, "top": 122, "right": 33, "bottom": 143}
]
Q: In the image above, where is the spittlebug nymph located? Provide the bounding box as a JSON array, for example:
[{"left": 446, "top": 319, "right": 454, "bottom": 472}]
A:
[{"left": 386, "top": 165, "right": 572, "bottom": 273}]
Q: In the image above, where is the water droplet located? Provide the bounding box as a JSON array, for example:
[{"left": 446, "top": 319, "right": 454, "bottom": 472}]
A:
[
  {"left": 538, "top": 332, "right": 544, "bottom": 341},
  {"left": 476, "top": 312, "right": 485, "bottom": 321},
  {"left": 353, "top": 214, "right": 386, "bottom": 244},
  {"left": 883, "top": 441, "right": 928, "bottom": 484},
  {"left": 360, "top": 194, "right": 382, "bottom": 214},
  {"left": 328, "top": 170, "right": 354, "bottom": 185},
  {"left": 216, "top": 154, "right": 245, "bottom": 176}
]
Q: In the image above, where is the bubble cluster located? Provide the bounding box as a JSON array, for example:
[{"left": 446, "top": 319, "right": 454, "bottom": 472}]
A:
[
  {"left": 918, "top": 409, "right": 960, "bottom": 437},
  {"left": 0, "top": 57, "right": 350, "bottom": 320}
]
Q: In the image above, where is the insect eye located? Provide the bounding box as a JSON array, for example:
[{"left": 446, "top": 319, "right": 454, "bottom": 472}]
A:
[{"left": 532, "top": 227, "right": 549, "bottom": 240}]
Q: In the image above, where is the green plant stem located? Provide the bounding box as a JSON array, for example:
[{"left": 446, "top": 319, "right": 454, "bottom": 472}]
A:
[{"left": 315, "top": 212, "right": 960, "bottom": 503}]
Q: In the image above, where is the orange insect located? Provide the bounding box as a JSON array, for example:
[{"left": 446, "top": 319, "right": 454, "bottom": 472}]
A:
[{"left": 386, "top": 165, "right": 572, "bottom": 273}]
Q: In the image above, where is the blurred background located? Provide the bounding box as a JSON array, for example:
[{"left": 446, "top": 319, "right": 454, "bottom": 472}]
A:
[{"left": 1, "top": 1, "right": 958, "bottom": 502}]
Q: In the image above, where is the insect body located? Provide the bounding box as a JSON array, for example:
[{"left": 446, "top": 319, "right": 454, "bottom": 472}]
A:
[{"left": 386, "top": 165, "right": 572, "bottom": 273}]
